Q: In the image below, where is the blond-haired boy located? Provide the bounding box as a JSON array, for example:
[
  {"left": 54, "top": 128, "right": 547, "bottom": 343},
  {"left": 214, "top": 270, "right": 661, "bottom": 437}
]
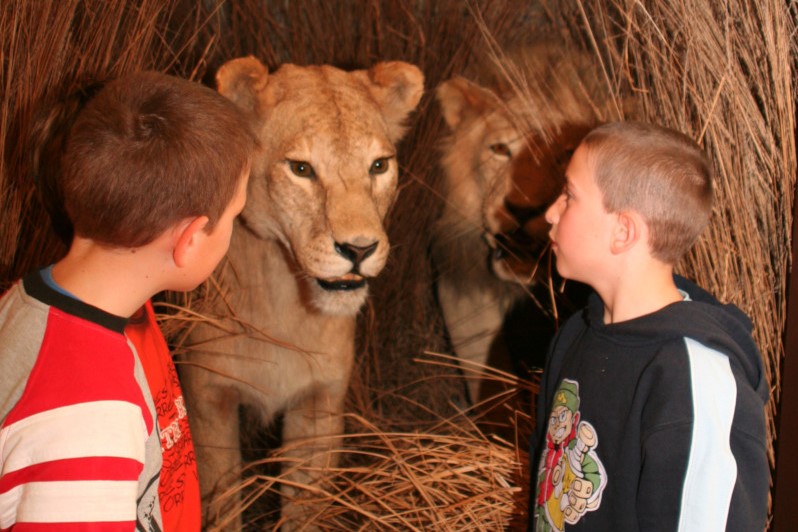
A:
[
  {"left": 0, "top": 71, "right": 254, "bottom": 530},
  {"left": 530, "top": 121, "right": 769, "bottom": 531}
]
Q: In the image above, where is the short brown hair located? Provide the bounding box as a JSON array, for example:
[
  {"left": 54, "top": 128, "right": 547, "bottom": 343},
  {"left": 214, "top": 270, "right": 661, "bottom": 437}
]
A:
[
  {"left": 581, "top": 121, "right": 712, "bottom": 264},
  {"left": 61, "top": 71, "right": 255, "bottom": 247}
]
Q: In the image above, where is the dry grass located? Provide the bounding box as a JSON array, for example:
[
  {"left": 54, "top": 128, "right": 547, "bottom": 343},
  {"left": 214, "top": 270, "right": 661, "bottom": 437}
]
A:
[
  {"left": 197, "top": 368, "right": 534, "bottom": 531},
  {"left": 2, "top": 0, "right": 795, "bottom": 529}
]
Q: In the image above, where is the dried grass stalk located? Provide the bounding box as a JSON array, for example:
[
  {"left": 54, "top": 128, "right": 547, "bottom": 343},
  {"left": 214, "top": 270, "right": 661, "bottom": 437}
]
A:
[{"left": 208, "top": 409, "right": 529, "bottom": 531}]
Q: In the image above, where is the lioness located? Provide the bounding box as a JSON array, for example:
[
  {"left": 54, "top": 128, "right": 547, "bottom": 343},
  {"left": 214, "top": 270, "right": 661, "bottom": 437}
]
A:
[
  {"left": 433, "top": 45, "right": 614, "bottom": 402},
  {"left": 179, "top": 56, "right": 423, "bottom": 528}
]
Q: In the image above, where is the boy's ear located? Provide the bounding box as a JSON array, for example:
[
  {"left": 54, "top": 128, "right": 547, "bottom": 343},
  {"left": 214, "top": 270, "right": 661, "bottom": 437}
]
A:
[
  {"left": 610, "top": 211, "right": 641, "bottom": 254},
  {"left": 173, "top": 216, "right": 209, "bottom": 267}
]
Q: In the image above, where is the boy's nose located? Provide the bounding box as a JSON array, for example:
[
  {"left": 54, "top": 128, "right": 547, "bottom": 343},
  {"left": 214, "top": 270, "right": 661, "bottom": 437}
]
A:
[{"left": 545, "top": 195, "right": 564, "bottom": 224}]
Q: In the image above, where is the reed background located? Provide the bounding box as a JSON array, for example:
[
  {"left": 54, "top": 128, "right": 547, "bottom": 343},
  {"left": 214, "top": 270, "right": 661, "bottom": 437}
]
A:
[{"left": 2, "top": 1, "right": 795, "bottom": 529}]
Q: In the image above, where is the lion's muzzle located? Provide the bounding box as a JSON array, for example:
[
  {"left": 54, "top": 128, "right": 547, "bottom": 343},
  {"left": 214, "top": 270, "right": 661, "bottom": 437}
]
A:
[{"left": 315, "top": 241, "right": 378, "bottom": 291}]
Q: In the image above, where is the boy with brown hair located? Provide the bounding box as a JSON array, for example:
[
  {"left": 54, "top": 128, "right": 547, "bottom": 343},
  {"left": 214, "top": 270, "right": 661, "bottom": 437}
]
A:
[
  {"left": 0, "top": 71, "right": 255, "bottom": 530},
  {"left": 530, "top": 121, "right": 769, "bottom": 531}
]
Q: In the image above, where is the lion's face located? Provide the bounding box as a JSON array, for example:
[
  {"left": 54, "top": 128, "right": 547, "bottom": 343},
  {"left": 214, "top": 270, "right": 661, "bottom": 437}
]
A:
[
  {"left": 216, "top": 58, "right": 423, "bottom": 315},
  {"left": 487, "top": 122, "right": 592, "bottom": 282},
  {"left": 436, "top": 75, "right": 595, "bottom": 284}
]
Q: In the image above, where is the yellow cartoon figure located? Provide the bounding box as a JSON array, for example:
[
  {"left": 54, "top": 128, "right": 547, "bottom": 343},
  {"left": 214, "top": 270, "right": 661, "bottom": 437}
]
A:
[{"left": 535, "top": 379, "right": 606, "bottom": 531}]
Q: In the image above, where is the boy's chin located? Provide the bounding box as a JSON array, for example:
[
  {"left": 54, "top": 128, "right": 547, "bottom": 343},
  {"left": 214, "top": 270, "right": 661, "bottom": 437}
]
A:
[
  {"left": 550, "top": 250, "right": 574, "bottom": 277},
  {"left": 551, "top": 260, "right": 576, "bottom": 284}
]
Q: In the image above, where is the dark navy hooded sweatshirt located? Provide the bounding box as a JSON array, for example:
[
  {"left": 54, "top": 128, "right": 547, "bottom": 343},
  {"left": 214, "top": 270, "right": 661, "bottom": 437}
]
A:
[{"left": 529, "top": 276, "right": 769, "bottom": 531}]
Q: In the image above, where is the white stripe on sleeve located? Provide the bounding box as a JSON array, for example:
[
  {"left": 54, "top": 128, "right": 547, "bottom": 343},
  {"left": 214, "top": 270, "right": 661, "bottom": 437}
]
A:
[
  {"left": 0, "top": 480, "right": 138, "bottom": 526},
  {"left": 678, "top": 337, "right": 737, "bottom": 532},
  {"left": 1, "top": 401, "right": 148, "bottom": 474}
]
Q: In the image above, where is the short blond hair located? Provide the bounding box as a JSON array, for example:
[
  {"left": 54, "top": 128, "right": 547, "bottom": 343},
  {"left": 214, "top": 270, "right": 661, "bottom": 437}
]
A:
[{"left": 582, "top": 121, "right": 712, "bottom": 264}]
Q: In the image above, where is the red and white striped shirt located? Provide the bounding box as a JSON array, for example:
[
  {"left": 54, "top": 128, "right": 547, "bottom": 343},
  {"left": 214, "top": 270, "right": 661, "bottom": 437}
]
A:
[{"left": 1, "top": 274, "right": 162, "bottom": 530}]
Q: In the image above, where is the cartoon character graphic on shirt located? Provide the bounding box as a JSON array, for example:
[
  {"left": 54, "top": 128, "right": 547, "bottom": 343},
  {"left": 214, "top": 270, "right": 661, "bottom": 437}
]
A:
[{"left": 535, "top": 379, "right": 607, "bottom": 531}]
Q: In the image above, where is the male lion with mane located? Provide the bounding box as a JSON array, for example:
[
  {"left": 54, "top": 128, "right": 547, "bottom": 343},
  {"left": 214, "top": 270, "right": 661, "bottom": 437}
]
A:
[
  {"left": 179, "top": 56, "right": 423, "bottom": 529},
  {"left": 433, "top": 44, "right": 618, "bottom": 403}
]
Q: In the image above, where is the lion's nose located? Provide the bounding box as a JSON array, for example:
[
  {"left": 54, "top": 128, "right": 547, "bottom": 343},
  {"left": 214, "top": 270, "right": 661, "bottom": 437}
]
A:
[
  {"left": 503, "top": 199, "right": 549, "bottom": 227},
  {"left": 335, "top": 241, "right": 378, "bottom": 267}
]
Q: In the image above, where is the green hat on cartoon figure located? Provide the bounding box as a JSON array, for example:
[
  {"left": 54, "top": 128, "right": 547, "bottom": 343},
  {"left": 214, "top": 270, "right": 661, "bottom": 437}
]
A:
[{"left": 553, "top": 380, "right": 580, "bottom": 413}]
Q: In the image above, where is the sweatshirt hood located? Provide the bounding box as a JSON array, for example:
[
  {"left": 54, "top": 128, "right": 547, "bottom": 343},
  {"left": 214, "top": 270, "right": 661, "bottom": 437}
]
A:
[{"left": 584, "top": 275, "right": 768, "bottom": 404}]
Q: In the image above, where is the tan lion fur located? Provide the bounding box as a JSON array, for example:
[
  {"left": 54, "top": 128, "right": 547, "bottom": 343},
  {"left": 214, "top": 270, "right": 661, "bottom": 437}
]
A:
[
  {"left": 433, "top": 43, "right": 617, "bottom": 402},
  {"left": 179, "top": 57, "right": 423, "bottom": 529}
]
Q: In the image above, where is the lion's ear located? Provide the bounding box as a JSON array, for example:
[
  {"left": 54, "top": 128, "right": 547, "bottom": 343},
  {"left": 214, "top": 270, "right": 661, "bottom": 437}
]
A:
[
  {"left": 216, "top": 56, "right": 270, "bottom": 115},
  {"left": 436, "top": 76, "right": 499, "bottom": 129},
  {"left": 365, "top": 61, "right": 424, "bottom": 143}
]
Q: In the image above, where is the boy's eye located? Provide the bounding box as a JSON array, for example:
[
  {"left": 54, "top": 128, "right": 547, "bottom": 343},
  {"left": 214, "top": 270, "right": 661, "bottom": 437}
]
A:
[
  {"left": 288, "top": 160, "right": 315, "bottom": 178},
  {"left": 489, "top": 143, "right": 512, "bottom": 158},
  {"left": 370, "top": 157, "right": 390, "bottom": 175}
]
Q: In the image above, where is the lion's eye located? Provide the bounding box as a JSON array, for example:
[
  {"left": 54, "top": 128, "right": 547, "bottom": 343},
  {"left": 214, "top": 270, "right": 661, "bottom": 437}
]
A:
[
  {"left": 288, "top": 160, "right": 316, "bottom": 179},
  {"left": 370, "top": 157, "right": 390, "bottom": 176},
  {"left": 489, "top": 143, "right": 512, "bottom": 158}
]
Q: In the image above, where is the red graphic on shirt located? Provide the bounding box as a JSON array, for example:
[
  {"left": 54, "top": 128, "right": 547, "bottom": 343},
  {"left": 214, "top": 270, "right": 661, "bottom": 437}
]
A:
[{"left": 127, "top": 301, "right": 201, "bottom": 531}]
